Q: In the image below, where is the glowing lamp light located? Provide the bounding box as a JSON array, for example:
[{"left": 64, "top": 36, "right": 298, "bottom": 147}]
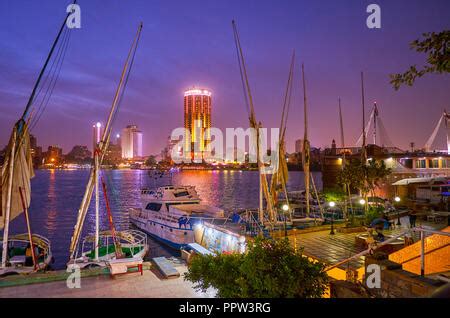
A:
[
  {"left": 329, "top": 201, "right": 336, "bottom": 208},
  {"left": 282, "top": 204, "right": 289, "bottom": 212},
  {"left": 116, "top": 134, "right": 120, "bottom": 138},
  {"left": 394, "top": 196, "right": 401, "bottom": 202},
  {"left": 359, "top": 199, "right": 366, "bottom": 205},
  {"left": 96, "top": 122, "right": 101, "bottom": 128}
]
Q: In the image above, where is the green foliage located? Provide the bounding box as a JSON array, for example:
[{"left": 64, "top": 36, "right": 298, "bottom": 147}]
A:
[
  {"left": 323, "top": 187, "right": 346, "bottom": 203},
  {"left": 145, "top": 155, "right": 157, "bottom": 166},
  {"left": 365, "top": 159, "right": 391, "bottom": 197},
  {"left": 337, "top": 158, "right": 391, "bottom": 198},
  {"left": 390, "top": 30, "right": 450, "bottom": 90},
  {"left": 364, "top": 206, "right": 384, "bottom": 226},
  {"left": 336, "top": 159, "right": 365, "bottom": 194},
  {"left": 184, "top": 237, "right": 328, "bottom": 298}
]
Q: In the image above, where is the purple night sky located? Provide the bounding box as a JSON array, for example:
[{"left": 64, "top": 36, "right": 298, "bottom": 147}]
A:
[{"left": 1, "top": 0, "right": 449, "bottom": 155}]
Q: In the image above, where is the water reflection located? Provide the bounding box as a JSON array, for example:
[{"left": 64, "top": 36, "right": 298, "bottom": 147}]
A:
[{"left": 1, "top": 169, "right": 321, "bottom": 269}]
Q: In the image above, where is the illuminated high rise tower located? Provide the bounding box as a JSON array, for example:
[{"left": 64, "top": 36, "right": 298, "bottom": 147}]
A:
[
  {"left": 184, "top": 88, "right": 211, "bottom": 161},
  {"left": 121, "top": 125, "right": 143, "bottom": 159}
]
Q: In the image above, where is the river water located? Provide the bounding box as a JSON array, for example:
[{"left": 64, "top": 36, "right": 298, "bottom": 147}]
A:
[{"left": 2, "top": 169, "right": 322, "bottom": 269}]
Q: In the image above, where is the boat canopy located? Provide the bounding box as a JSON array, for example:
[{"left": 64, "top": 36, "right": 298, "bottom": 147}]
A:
[
  {"left": 5, "top": 233, "right": 50, "bottom": 252},
  {"left": 392, "top": 177, "right": 448, "bottom": 186}
]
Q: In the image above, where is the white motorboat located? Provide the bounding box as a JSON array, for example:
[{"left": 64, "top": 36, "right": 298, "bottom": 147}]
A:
[{"left": 130, "top": 185, "right": 226, "bottom": 249}]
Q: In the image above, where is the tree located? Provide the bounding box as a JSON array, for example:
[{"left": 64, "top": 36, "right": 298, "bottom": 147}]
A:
[
  {"left": 336, "top": 159, "right": 365, "bottom": 195},
  {"left": 145, "top": 155, "right": 157, "bottom": 166},
  {"left": 365, "top": 159, "right": 391, "bottom": 199},
  {"left": 390, "top": 30, "right": 449, "bottom": 90},
  {"left": 337, "top": 158, "right": 391, "bottom": 198},
  {"left": 184, "top": 237, "right": 328, "bottom": 298}
]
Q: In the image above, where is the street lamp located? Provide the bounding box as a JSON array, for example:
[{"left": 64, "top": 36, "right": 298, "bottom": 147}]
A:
[
  {"left": 329, "top": 201, "right": 336, "bottom": 235},
  {"left": 359, "top": 199, "right": 366, "bottom": 205},
  {"left": 394, "top": 196, "right": 401, "bottom": 226},
  {"left": 282, "top": 204, "right": 289, "bottom": 237}
]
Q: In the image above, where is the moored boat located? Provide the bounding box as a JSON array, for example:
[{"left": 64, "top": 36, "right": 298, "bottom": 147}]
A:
[
  {"left": 69, "top": 230, "right": 147, "bottom": 269},
  {"left": 68, "top": 23, "right": 148, "bottom": 269},
  {"left": 0, "top": 3, "right": 73, "bottom": 276},
  {"left": 130, "top": 185, "right": 227, "bottom": 249}
]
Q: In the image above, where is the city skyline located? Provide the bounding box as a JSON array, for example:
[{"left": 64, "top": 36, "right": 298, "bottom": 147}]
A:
[{"left": 1, "top": 0, "right": 449, "bottom": 156}]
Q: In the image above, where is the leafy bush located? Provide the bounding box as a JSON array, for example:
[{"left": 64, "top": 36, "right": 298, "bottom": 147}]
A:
[
  {"left": 364, "top": 206, "right": 384, "bottom": 225},
  {"left": 184, "top": 237, "right": 329, "bottom": 298}
]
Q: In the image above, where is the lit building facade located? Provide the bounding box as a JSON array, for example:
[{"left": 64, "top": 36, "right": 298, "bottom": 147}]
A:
[
  {"left": 92, "top": 122, "right": 102, "bottom": 154},
  {"left": 121, "top": 125, "right": 143, "bottom": 159},
  {"left": 184, "top": 88, "right": 211, "bottom": 161}
]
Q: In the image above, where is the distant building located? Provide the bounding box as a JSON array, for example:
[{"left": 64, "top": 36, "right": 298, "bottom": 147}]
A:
[
  {"left": 184, "top": 88, "right": 212, "bottom": 162},
  {"left": 92, "top": 122, "right": 102, "bottom": 154},
  {"left": 295, "top": 139, "right": 303, "bottom": 153},
  {"left": 161, "top": 135, "right": 180, "bottom": 164},
  {"left": 43, "top": 145, "right": 63, "bottom": 166},
  {"left": 104, "top": 142, "right": 122, "bottom": 165},
  {"left": 121, "top": 125, "right": 143, "bottom": 159},
  {"left": 29, "top": 134, "right": 43, "bottom": 167}
]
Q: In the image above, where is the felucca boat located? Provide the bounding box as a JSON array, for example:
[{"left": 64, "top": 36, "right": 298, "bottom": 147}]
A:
[
  {"left": 68, "top": 23, "right": 148, "bottom": 269},
  {"left": 0, "top": 2, "right": 77, "bottom": 275},
  {"left": 231, "top": 21, "right": 289, "bottom": 232}
]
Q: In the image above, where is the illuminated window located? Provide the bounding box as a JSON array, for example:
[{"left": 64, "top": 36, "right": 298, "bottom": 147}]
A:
[
  {"left": 415, "top": 159, "right": 426, "bottom": 168},
  {"left": 428, "top": 159, "right": 439, "bottom": 168}
]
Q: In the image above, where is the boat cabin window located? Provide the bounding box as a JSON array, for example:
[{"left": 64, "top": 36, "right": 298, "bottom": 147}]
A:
[
  {"left": 166, "top": 202, "right": 197, "bottom": 210},
  {"left": 174, "top": 191, "right": 189, "bottom": 197},
  {"left": 145, "top": 202, "right": 163, "bottom": 212}
]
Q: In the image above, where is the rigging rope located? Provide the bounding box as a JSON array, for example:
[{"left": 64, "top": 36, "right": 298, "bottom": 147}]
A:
[
  {"left": 30, "top": 27, "right": 72, "bottom": 131},
  {"left": 232, "top": 23, "right": 251, "bottom": 118},
  {"left": 377, "top": 118, "right": 394, "bottom": 147},
  {"left": 95, "top": 25, "right": 142, "bottom": 232}
]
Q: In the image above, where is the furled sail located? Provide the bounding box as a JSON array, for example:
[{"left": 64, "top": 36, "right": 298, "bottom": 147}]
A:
[
  {"left": 270, "top": 52, "right": 294, "bottom": 205},
  {"left": 1, "top": 121, "right": 34, "bottom": 229}
]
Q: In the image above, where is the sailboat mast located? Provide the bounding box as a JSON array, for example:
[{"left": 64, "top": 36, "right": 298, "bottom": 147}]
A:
[
  {"left": 373, "top": 102, "right": 378, "bottom": 145},
  {"left": 338, "top": 98, "right": 348, "bottom": 220},
  {"left": 361, "top": 72, "right": 367, "bottom": 162},
  {"left": 338, "top": 98, "right": 345, "bottom": 149},
  {"left": 2, "top": 2, "right": 75, "bottom": 269},
  {"left": 94, "top": 151, "right": 99, "bottom": 261},
  {"left": 231, "top": 20, "right": 275, "bottom": 224},
  {"left": 1, "top": 130, "right": 17, "bottom": 268},
  {"left": 301, "top": 64, "right": 310, "bottom": 218},
  {"left": 69, "top": 23, "right": 143, "bottom": 259}
]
